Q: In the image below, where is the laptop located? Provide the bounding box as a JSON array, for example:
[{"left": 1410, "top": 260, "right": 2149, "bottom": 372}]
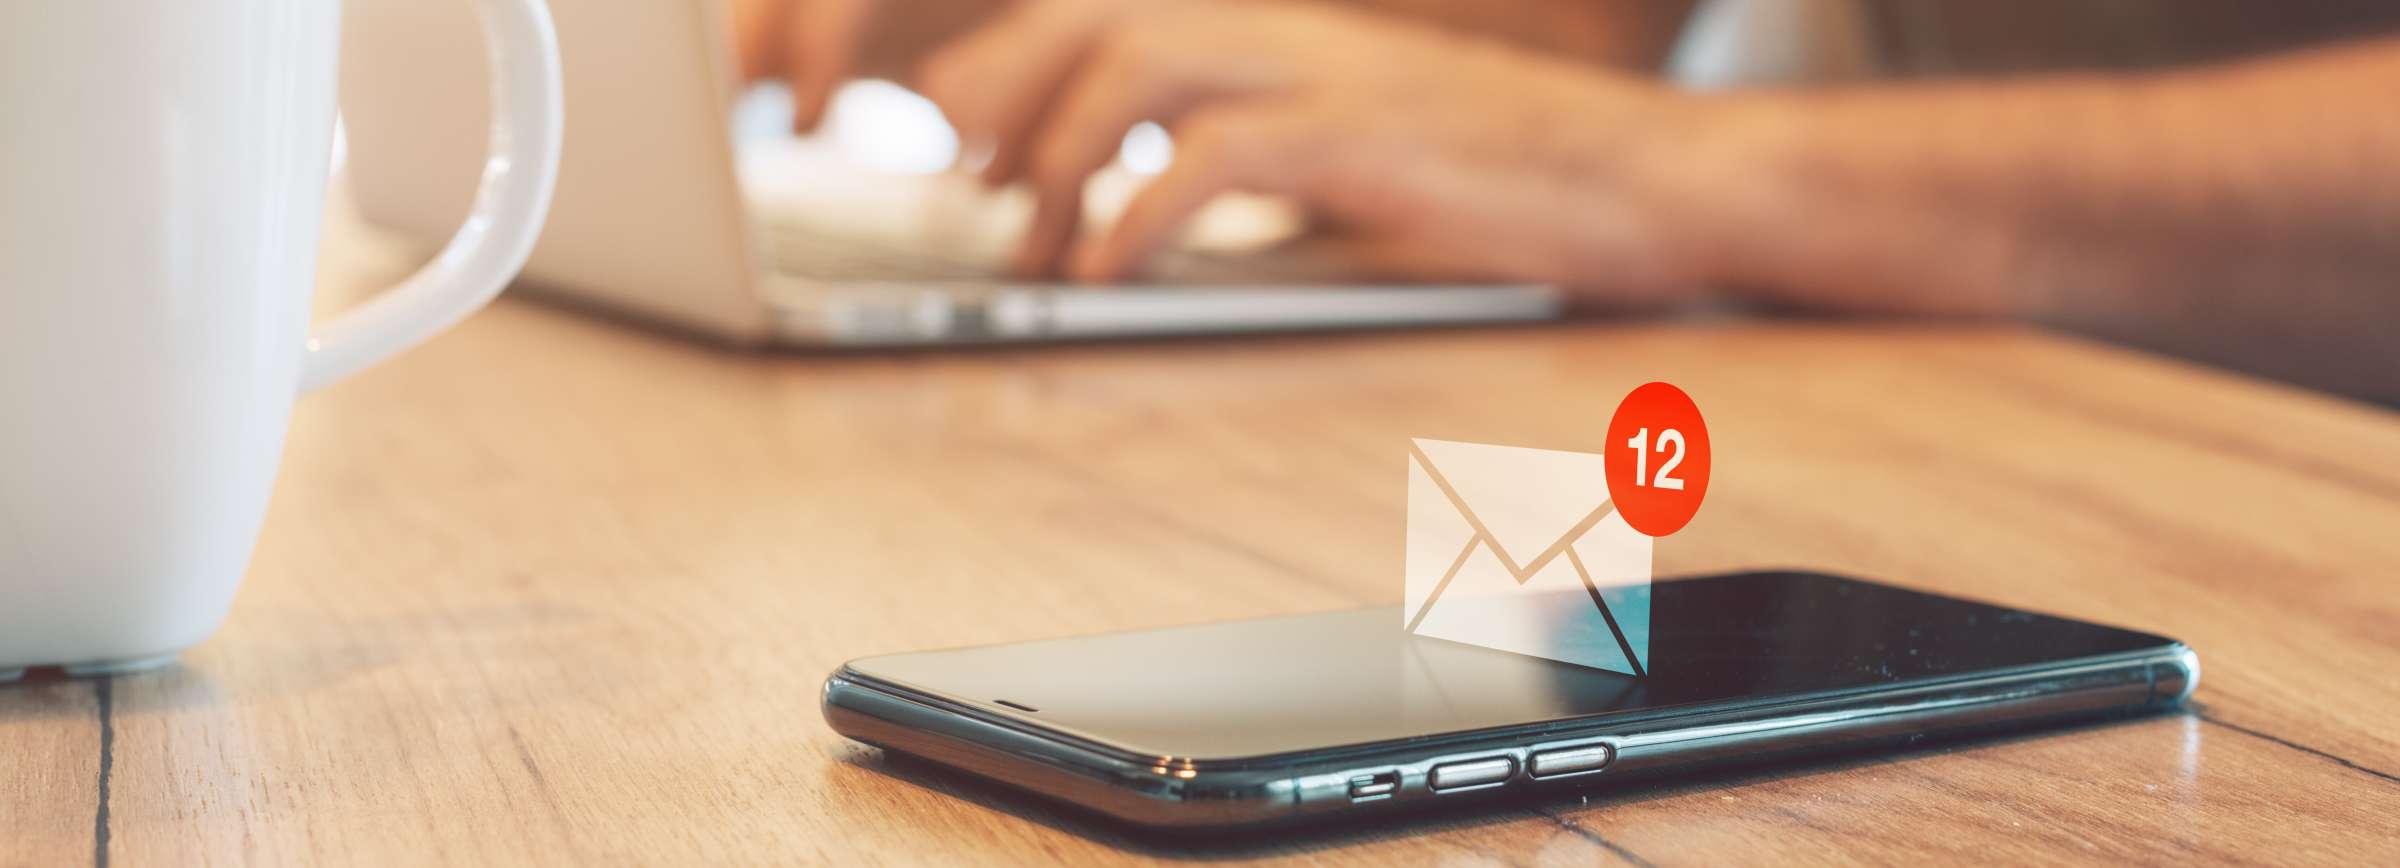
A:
[{"left": 338, "top": 0, "right": 1559, "bottom": 347}]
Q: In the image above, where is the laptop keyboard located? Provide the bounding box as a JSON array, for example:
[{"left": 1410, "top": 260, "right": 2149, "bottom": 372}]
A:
[{"left": 759, "top": 217, "right": 1004, "bottom": 283}]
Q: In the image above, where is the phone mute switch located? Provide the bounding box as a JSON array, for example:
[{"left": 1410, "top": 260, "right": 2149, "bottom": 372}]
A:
[
  {"left": 1348, "top": 772, "right": 1399, "bottom": 800},
  {"left": 1428, "top": 758, "right": 1516, "bottom": 792}
]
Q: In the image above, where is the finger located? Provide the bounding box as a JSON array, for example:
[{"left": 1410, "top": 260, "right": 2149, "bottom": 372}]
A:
[
  {"left": 731, "top": 0, "right": 794, "bottom": 84},
  {"left": 1011, "top": 40, "right": 1221, "bottom": 276},
  {"left": 788, "top": 0, "right": 873, "bottom": 133},
  {"left": 1022, "top": 28, "right": 1227, "bottom": 199},
  {"left": 1071, "top": 108, "right": 1309, "bottom": 282},
  {"left": 1015, "top": 17, "right": 1291, "bottom": 277},
  {"left": 1012, "top": 173, "right": 1084, "bottom": 278},
  {"left": 974, "top": 83, "right": 1056, "bottom": 189},
  {"left": 988, "top": 9, "right": 1253, "bottom": 188},
  {"left": 918, "top": 0, "right": 1119, "bottom": 183}
]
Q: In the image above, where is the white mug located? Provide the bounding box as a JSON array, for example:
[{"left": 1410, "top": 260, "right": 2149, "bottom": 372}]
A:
[{"left": 0, "top": 0, "right": 562, "bottom": 677}]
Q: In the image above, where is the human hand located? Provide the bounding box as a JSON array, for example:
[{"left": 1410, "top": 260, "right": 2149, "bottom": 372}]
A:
[
  {"left": 730, "top": 0, "right": 1000, "bottom": 132},
  {"left": 917, "top": 0, "right": 1725, "bottom": 303}
]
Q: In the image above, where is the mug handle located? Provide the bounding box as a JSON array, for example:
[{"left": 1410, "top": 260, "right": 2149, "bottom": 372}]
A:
[{"left": 300, "top": 0, "right": 564, "bottom": 392}]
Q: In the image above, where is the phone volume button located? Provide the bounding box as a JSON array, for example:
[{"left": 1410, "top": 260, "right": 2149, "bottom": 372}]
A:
[
  {"left": 1528, "top": 743, "right": 1616, "bottom": 778},
  {"left": 1427, "top": 757, "right": 1516, "bottom": 792}
]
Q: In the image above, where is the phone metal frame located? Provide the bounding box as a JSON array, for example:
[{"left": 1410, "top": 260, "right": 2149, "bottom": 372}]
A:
[{"left": 822, "top": 641, "right": 2197, "bottom": 830}]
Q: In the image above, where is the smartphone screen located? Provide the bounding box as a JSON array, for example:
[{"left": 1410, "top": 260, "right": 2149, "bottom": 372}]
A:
[{"left": 845, "top": 571, "right": 2178, "bottom": 761}]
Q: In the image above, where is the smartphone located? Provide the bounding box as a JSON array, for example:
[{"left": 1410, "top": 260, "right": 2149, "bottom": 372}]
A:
[{"left": 822, "top": 571, "right": 2197, "bottom": 830}]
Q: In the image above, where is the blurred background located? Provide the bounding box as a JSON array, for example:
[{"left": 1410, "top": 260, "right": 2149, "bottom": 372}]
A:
[{"left": 336, "top": 0, "right": 2400, "bottom": 403}]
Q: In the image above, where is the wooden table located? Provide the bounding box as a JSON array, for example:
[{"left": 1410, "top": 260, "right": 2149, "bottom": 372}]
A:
[{"left": 5, "top": 215, "right": 2398, "bottom": 865}]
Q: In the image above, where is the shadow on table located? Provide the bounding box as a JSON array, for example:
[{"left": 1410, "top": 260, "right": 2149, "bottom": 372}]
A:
[
  {"left": 0, "top": 598, "right": 599, "bottom": 725},
  {"left": 836, "top": 709, "right": 2186, "bottom": 860},
  {"left": 0, "top": 664, "right": 227, "bottom": 723}
]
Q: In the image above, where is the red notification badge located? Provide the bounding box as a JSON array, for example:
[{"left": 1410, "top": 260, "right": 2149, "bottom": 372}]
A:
[{"left": 1604, "top": 382, "right": 1711, "bottom": 537}]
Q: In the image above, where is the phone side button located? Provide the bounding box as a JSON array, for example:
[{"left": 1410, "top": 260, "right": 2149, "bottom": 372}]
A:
[
  {"left": 1348, "top": 772, "right": 1399, "bottom": 800},
  {"left": 1427, "top": 758, "right": 1516, "bottom": 792},
  {"left": 1528, "top": 744, "right": 1616, "bottom": 779}
]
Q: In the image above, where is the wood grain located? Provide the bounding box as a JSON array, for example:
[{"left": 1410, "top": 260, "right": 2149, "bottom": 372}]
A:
[
  {"left": 0, "top": 679, "right": 100, "bottom": 868},
  {"left": 3, "top": 215, "right": 2397, "bottom": 865}
]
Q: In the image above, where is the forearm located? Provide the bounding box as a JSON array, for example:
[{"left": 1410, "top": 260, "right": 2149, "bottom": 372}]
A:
[{"left": 1669, "top": 39, "right": 2400, "bottom": 391}]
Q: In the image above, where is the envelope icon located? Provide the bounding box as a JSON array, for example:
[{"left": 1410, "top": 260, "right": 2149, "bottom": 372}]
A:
[{"left": 1404, "top": 438, "right": 1651, "bottom": 675}]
